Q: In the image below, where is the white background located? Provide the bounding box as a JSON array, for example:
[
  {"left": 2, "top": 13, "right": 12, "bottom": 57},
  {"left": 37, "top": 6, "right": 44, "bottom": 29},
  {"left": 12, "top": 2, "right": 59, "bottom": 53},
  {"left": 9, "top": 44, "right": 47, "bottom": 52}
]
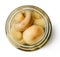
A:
[{"left": 0, "top": 0, "right": 60, "bottom": 57}]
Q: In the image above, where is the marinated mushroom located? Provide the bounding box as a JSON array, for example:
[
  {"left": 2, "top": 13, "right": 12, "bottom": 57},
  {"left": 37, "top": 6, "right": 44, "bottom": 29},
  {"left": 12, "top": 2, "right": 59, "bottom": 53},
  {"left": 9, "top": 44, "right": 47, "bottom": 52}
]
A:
[
  {"left": 33, "top": 18, "right": 45, "bottom": 28},
  {"left": 32, "top": 11, "right": 42, "bottom": 19},
  {"left": 14, "top": 10, "right": 32, "bottom": 31},
  {"left": 11, "top": 25, "right": 25, "bottom": 44},
  {"left": 23, "top": 25, "right": 44, "bottom": 45},
  {"left": 11, "top": 25, "right": 22, "bottom": 40}
]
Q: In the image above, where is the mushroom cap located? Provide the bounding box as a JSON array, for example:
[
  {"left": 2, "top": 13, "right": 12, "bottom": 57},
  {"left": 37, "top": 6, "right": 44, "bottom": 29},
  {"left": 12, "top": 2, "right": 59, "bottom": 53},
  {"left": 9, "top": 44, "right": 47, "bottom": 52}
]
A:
[
  {"left": 11, "top": 26, "right": 22, "bottom": 41},
  {"left": 14, "top": 12, "right": 24, "bottom": 22}
]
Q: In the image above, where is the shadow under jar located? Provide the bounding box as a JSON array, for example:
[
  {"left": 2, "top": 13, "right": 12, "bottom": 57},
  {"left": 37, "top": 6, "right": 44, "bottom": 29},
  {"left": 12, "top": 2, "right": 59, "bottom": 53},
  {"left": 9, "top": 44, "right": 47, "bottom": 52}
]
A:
[{"left": 5, "top": 5, "right": 52, "bottom": 51}]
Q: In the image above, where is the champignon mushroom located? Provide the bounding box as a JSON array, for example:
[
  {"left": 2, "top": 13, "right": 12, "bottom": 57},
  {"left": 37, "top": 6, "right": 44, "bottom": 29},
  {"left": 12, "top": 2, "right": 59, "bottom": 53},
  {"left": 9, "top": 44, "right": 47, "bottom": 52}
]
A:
[
  {"left": 34, "top": 18, "right": 45, "bottom": 28},
  {"left": 11, "top": 25, "right": 22, "bottom": 41},
  {"left": 23, "top": 25, "right": 44, "bottom": 45},
  {"left": 32, "top": 11, "right": 42, "bottom": 19},
  {"left": 14, "top": 10, "right": 32, "bottom": 31}
]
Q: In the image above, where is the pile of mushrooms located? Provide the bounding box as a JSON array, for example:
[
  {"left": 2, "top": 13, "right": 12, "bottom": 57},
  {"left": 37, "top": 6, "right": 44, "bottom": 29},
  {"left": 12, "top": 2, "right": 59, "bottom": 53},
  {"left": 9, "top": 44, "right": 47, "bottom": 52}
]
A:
[{"left": 11, "top": 10, "right": 44, "bottom": 45}]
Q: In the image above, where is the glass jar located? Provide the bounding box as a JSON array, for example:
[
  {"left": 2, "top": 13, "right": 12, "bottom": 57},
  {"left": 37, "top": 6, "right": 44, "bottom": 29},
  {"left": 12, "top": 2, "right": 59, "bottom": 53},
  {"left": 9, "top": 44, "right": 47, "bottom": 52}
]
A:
[{"left": 5, "top": 5, "right": 52, "bottom": 51}]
